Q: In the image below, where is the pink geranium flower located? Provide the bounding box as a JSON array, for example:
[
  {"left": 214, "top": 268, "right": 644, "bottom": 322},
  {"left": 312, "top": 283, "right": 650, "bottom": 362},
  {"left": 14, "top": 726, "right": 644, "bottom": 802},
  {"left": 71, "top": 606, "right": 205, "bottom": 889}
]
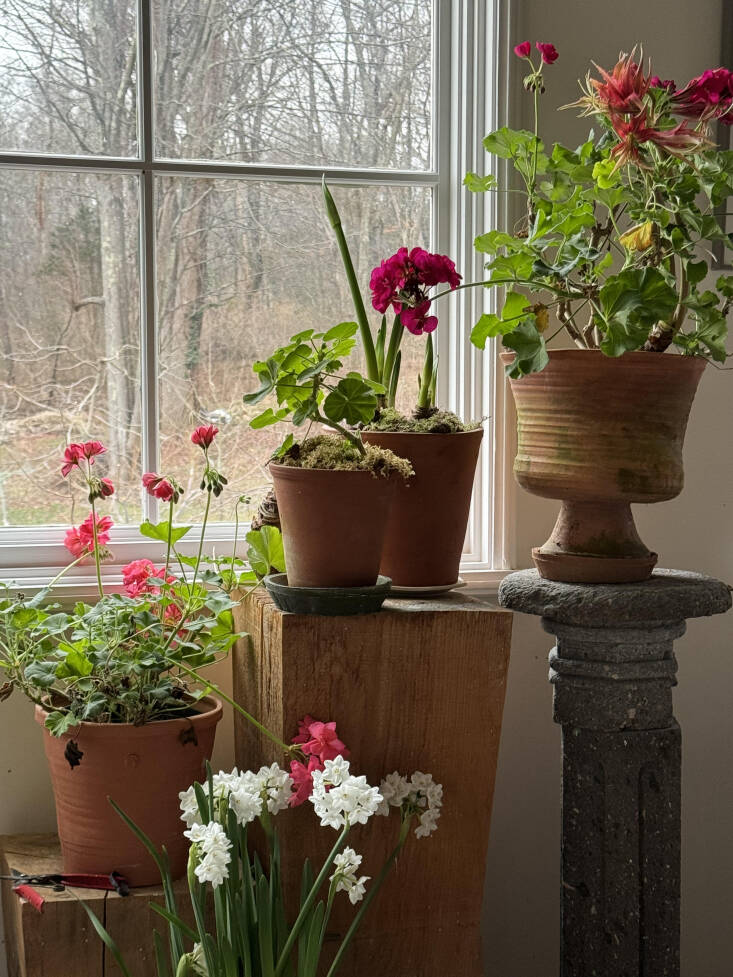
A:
[
  {"left": 64, "top": 513, "right": 113, "bottom": 559},
  {"left": 61, "top": 440, "right": 106, "bottom": 477},
  {"left": 302, "top": 720, "right": 350, "bottom": 763},
  {"left": 121, "top": 558, "right": 175, "bottom": 598},
  {"left": 513, "top": 41, "right": 531, "bottom": 58},
  {"left": 289, "top": 756, "right": 324, "bottom": 807},
  {"left": 535, "top": 42, "right": 558, "bottom": 65},
  {"left": 191, "top": 425, "right": 218, "bottom": 449},
  {"left": 369, "top": 246, "right": 461, "bottom": 336},
  {"left": 142, "top": 472, "right": 177, "bottom": 503},
  {"left": 100, "top": 478, "right": 115, "bottom": 497},
  {"left": 292, "top": 714, "right": 317, "bottom": 744}
]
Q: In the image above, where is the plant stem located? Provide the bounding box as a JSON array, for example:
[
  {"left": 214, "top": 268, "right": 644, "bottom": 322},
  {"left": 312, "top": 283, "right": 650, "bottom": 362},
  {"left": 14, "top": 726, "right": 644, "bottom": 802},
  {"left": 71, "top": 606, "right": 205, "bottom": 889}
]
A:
[
  {"left": 322, "top": 177, "right": 379, "bottom": 381},
  {"left": 191, "top": 487, "right": 212, "bottom": 592},
  {"left": 167, "top": 656, "right": 293, "bottom": 755},
  {"left": 274, "top": 824, "right": 351, "bottom": 977},
  {"left": 89, "top": 497, "right": 104, "bottom": 600},
  {"left": 325, "top": 822, "right": 410, "bottom": 977},
  {"left": 164, "top": 499, "right": 174, "bottom": 577},
  {"left": 416, "top": 333, "right": 434, "bottom": 409}
]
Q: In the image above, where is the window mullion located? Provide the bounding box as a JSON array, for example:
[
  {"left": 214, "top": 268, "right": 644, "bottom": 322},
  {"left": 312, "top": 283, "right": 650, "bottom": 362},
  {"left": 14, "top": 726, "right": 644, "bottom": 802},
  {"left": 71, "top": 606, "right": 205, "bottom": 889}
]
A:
[{"left": 138, "top": 0, "right": 158, "bottom": 521}]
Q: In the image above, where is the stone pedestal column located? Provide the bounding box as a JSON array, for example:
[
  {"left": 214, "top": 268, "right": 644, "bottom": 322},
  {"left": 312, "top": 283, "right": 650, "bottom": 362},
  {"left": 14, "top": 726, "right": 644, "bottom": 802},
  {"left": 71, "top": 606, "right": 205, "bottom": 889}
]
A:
[{"left": 498, "top": 569, "right": 731, "bottom": 977}]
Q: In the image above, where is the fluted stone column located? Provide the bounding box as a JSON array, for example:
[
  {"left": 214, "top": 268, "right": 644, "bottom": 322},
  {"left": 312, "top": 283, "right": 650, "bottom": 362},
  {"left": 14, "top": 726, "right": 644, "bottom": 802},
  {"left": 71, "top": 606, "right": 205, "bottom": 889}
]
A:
[{"left": 498, "top": 569, "right": 731, "bottom": 977}]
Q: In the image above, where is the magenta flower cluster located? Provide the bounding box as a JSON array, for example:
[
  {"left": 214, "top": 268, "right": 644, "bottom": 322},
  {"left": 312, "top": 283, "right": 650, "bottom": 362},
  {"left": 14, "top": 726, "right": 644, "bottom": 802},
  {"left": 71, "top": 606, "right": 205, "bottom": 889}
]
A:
[{"left": 369, "top": 246, "right": 461, "bottom": 336}]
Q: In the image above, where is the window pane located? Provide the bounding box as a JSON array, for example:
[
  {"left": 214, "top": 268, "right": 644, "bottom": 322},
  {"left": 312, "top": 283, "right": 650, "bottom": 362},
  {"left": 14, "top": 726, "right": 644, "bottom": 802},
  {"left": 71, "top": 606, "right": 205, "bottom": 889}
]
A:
[
  {"left": 157, "top": 178, "right": 432, "bottom": 522},
  {"left": 0, "top": 171, "right": 141, "bottom": 527},
  {"left": 0, "top": 1, "right": 138, "bottom": 157},
  {"left": 153, "top": 0, "right": 432, "bottom": 169}
]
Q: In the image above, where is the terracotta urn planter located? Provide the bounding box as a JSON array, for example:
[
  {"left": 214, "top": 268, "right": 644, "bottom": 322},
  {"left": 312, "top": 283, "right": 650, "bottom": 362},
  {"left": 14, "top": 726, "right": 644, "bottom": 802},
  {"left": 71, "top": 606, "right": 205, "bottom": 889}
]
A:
[
  {"left": 361, "top": 429, "right": 483, "bottom": 588},
  {"left": 36, "top": 696, "right": 222, "bottom": 886},
  {"left": 269, "top": 464, "right": 397, "bottom": 588},
  {"left": 503, "top": 349, "right": 706, "bottom": 583}
]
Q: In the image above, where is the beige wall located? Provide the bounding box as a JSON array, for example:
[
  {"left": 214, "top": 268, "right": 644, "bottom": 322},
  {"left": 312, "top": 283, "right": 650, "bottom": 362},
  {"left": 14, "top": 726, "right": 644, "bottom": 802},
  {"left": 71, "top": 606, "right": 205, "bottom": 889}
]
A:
[
  {"left": 0, "top": 2, "right": 730, "bottom": 975},
  {"left": 483, "top": 1, "right": 732, "bottom": 975}
]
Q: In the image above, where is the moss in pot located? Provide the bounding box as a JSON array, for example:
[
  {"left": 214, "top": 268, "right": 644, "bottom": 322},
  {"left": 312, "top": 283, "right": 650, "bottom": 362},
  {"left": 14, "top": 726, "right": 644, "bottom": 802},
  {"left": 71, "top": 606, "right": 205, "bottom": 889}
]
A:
[{"left": 243, "top": 324, "right": 414, "bottom": 590}]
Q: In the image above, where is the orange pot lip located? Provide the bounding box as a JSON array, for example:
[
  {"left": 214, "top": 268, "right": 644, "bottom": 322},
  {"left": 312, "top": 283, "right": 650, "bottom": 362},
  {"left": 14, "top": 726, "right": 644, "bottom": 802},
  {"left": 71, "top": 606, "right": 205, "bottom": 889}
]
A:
[
  {"left": 34, "top": 694, "right": 223, "bottom": 735},
  {"left": 500, "top": 347, "right": 707, "bottom": 369}
]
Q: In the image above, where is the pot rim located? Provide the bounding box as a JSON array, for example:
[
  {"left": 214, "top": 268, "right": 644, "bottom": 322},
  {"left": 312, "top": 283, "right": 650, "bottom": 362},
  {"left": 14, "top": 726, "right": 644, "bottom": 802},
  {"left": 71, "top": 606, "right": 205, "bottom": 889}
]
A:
[
  {"left": 269, "top": 461, "right": 397, "bottom": 479},
  {"left": 362, "top": 426, "right": 484, "bottom": 439},
  {"left": 500, "top": 348, "right": 706, "bottom": 367},
  {"left": 34, "top": 694, "right": 223, "bottom": 732}
]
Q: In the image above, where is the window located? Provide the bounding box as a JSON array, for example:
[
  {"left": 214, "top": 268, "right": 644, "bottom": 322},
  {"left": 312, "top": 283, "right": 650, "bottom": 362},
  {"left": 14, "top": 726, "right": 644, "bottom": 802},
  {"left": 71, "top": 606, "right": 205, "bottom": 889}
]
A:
[{"left": 0, "top": 0, "right": 510, "bottom": 589}]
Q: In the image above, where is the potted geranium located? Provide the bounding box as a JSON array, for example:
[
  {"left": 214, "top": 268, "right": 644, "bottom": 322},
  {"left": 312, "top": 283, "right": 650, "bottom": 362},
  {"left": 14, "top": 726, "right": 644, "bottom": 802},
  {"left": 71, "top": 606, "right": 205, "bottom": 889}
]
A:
[
  {"left": 84, "top": 710, "right": 442, "bottom": 977},
  {"left": 323, "top": 181, "right": 482, "bottom": 592},
  {"left": 242, "top": 323, "right": 413, "bottom": 594},
  {"left": 0, "top": 427, "right": 280, "bottom": 885},
  {"left": 465, "top": 43, "right": 732, "bottom": 582}
]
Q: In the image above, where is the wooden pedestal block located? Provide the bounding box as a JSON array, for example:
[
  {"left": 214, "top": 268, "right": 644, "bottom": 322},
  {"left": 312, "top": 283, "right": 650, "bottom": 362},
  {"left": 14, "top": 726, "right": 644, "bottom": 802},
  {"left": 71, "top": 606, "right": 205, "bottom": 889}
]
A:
[
  {"left": 1, "top": 834, "right": 189, "bottom": 977},
  {"left": 233, "top": 591, "right": 513, "bottom": 977}
]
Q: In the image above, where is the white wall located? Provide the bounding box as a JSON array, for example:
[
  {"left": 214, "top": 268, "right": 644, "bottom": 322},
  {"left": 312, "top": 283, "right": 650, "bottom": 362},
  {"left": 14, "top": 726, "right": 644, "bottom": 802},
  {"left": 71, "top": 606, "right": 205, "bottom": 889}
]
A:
[
  {"left": 0, "top": 3, "right": 730, "bottom": 976},
  {"left": 483, "top": 2, "right": 733, "bottom": 975}
]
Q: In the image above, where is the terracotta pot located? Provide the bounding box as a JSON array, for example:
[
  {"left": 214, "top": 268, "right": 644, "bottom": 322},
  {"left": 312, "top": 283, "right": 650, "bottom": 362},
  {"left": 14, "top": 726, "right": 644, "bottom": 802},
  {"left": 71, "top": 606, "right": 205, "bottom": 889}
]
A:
[
  {"left": 503, "top": 349, "right": 706, "bottom": 583},
  {"left": 36, "top": 696, "right": 222, "bottom": 886},
  {"left": 269, "top": 464, "right": 397, "bottom": 588},
  {"left": 361, "top": 429, "right": 483, "bottom": 587}
]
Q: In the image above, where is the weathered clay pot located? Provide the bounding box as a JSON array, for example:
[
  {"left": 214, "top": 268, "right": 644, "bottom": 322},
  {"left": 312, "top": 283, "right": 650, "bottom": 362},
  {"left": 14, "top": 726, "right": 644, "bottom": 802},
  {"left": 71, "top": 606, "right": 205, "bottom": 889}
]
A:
[
  {"left": 269, "top": 464, "right": 397, "bottom": 588},
  {"left": 36, "top": 696, "right": 222, "bottom": 886},
  {"left": 503, "top": 349, "right": 706, "bottom": 583},
  {"left": 361, "top": 429, "right": 483, "bottom": 587}
]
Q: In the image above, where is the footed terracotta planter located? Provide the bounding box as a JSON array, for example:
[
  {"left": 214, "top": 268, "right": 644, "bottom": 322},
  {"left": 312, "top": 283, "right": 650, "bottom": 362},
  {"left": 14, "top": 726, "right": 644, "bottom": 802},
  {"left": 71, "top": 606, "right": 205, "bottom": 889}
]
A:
[
  {"left": 36, "top": 696, "right": 222, "bottom": 886},
  {"left": 503, "top": 349, "right": 706, "bottom": 583},
  {"left": 361, "top": 429, "right": 483, "bottom": 587},
  {"left": 269, "top": 464, "right": 397, "bottom": 588}
]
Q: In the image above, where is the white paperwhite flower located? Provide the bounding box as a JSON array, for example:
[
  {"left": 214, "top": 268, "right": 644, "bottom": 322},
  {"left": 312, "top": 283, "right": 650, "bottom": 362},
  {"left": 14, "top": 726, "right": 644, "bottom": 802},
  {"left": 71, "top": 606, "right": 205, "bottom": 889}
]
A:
[
  {"left": 179, "top": 765, "right": 292, "bottom": 829},
  {"left": 329, "top": 847, "right": 370, "bottom": 904},
  {"left": 376, "top": 770, "right": 443, "bottom": 839},
  {"left": 184, "top": 820, "right": 232, "bottom": 888},
  {"left": 252, "top": 762, "right": 294, "bottom": 814},
  {"left": 310, "top": 758, "right": 383, "bottom": 829}
]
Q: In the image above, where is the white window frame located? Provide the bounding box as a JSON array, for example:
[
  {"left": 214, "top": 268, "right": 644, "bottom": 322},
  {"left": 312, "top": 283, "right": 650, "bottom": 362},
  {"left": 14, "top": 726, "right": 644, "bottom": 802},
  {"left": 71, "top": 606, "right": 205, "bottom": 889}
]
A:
[{"left": 0, "top": 0, "right": 516, "bottom": 595}]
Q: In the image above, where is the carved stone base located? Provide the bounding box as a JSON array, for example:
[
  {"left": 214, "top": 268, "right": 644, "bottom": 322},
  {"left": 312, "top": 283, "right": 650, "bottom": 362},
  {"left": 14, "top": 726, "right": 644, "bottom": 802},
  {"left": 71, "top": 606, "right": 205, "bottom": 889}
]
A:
[{"left": 499, "top": 569, "right": 732, "bottom": 977}]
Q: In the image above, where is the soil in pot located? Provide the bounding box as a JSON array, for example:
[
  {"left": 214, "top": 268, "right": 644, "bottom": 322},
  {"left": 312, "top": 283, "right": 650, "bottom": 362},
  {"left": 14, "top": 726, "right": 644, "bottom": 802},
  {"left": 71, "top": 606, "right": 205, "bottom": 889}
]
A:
[
  {"left": 362, "top": 409, "right": 483, "bottom": 588},
  {"left": 36, "top": 695, "right": 222, "bottom": 886},
  {"left": 502, "top": 349, "right": 706, "bottom": 583},
  {"left": 271, "top": 435, "right": 413, "bottom": 588}
]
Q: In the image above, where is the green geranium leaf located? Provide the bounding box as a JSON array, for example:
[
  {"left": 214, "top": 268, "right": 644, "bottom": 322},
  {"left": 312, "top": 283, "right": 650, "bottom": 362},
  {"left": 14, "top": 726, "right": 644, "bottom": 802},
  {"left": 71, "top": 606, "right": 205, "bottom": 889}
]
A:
[
  {"left": 24, "top": 659, "right": 59, "bottom": 689},
  {"left": 483, "top": 127, "right": 542, "bottom": 161},
  {"left": 249, "top": 407, "right": 289, "bottom": 429},
  {"left": 322, "top": 376, "right": 377, "bottom": 425},
  {"left": 474, "top": 230, "right": 517, "bottom": 255},
  {"left": 592, "top": 158, "right": 620, "bottom": 190},
  {"left": 44, "top": 710, "right": 78, "bottom": 737},
  {"left": 56, "top": 647, "right": 94, "bottom": 679},
  {"left": 599, "top": 267, "right": 677, "bottom": 331},
  {"left": 323, "top": 321, "right": 359, "bottom": 342},
  {"left": 685, "top": 259, "right": 708, "bottom": 286},
  {"left": 464, "top": 171, "right": 498, "bottom": 192},
  {"left": 716, "top": 274, "right": 733, "bottom": 298},
  {"left": 273, "top": 433, "right": 295, "bottom": 459},
  {"left": 502, "top": 320, "right": 549, "bottom": 377},
  {"left": 246, "top": 526, "right": 286, "bottom": 578},
  {"left": 139, "top": 520, "right": 192, "bottom": 546}
]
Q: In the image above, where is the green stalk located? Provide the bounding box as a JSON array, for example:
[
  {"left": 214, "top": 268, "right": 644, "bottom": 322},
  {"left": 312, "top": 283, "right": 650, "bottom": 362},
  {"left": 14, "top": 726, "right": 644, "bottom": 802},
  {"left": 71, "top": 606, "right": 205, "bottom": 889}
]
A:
[
  {"left": 168, "top": 657, "right": 294, "bottom": 756},
  {"left": 387, "top": 350, "right": 401, "bottom": 408},
  {"left": 381, "top": 315, "right": 404, "bottom": 389},
  {"left": 416, "top": 334, "right": 434, "bottom": 410},
  {"left": 89, "top": 498, "right": 104, "bottom": 600},
  {"left": 325, "top": 822, "right": 411, "bottom": 977},
  {"left": 164, "top": 499, "right": 174, "bottom": 578},
  {"left": 273, "top": 824, "right": 350, "bottom": 977},
  {"left": 322, "top": 177, "right": 379, "bottom": 381},
  {"left": 190, "top": 486, "right": 212, "bottom": 592}
]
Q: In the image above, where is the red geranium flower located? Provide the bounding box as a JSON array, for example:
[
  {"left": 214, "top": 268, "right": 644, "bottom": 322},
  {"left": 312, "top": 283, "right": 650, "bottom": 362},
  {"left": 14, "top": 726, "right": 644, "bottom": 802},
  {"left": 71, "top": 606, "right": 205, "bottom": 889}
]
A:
[
  {"left": 369, "top": 246, "right": 461, "bottom": 336},
  {"left": 535, "top": 42, "right": 558, "bottom": 65},
  {"left": 513, "top": 41, "right": 531, "bottom": 58},
  {"left": 673, "top": 67, "right": 733, "bottom": 124},
  {"left": 142, "top": 472, "right": 178, "bottom": 503},
  {"left": 191, "top": 425, "right": 218, "bottom": 449}
]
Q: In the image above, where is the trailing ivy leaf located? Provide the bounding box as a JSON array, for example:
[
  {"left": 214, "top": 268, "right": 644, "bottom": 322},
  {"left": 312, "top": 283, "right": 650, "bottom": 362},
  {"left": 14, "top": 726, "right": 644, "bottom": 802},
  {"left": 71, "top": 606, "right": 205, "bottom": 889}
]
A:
[
  {"left": 464, "top": 171, "right": 497, "bottom": 192},
  {"left": 139, "top": 520, "right": 192, "bottom": 546},
  {"left": 502, "top": 320, "right": 549, "bottom": 377},
  {"left": 322, "top": 376, "right": 377, "bottom": 425}
]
